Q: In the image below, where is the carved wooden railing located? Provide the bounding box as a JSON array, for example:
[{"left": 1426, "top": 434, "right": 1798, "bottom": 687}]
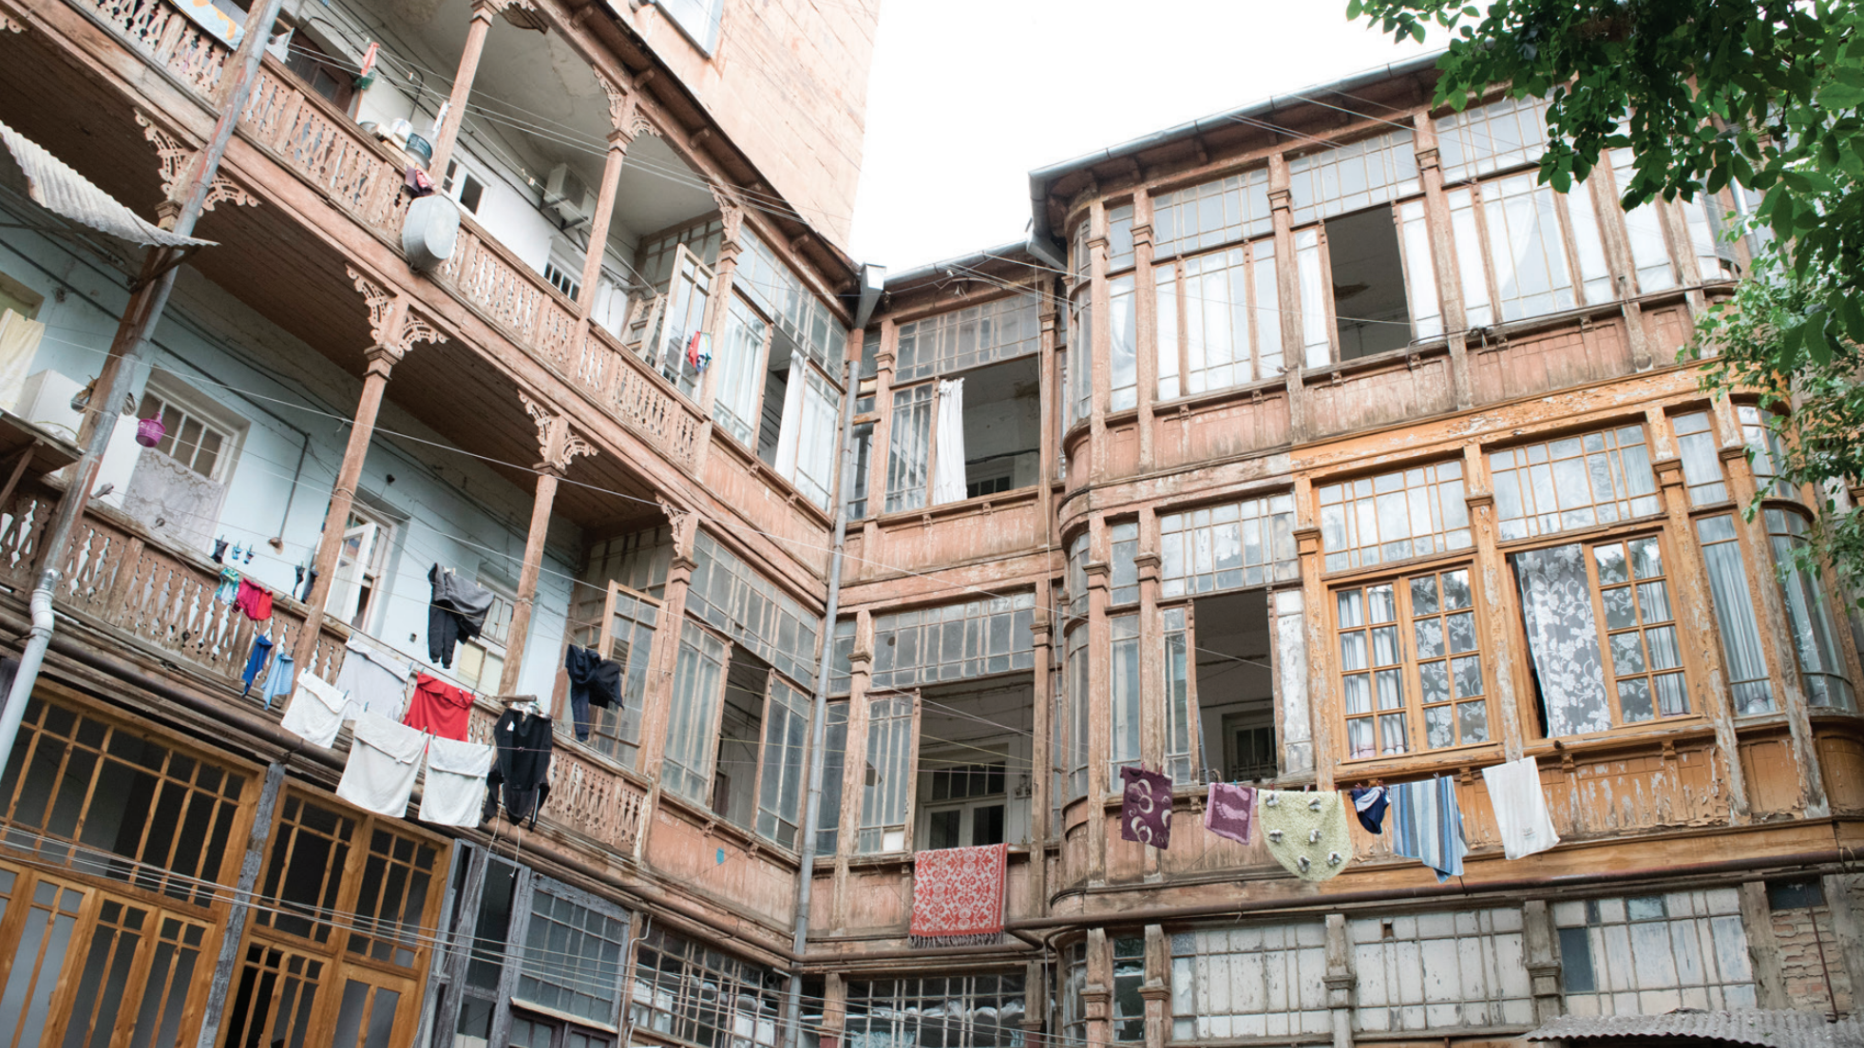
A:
[
  {"left": 65, "top": 0, "right": 708, "bottom": 474},
  {"left": 467, "top": 704, "right": 647, "bottom": 852},
  {"left": 0, "top": 486, "right": 345, "bottom": 682}
]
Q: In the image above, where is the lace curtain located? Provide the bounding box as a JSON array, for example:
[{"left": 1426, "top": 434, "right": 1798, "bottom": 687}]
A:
[{"left": 1513, "top": 544, "right": 1612, "bottom": 736}]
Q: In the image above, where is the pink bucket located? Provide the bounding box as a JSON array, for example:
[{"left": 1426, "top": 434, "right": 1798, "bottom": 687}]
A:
[{"left": 135, "top": 416, "right": 166, "bottom": 448}]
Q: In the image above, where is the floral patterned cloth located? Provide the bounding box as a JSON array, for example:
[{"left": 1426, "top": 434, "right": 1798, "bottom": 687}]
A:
[
  {"left": 909, "top": 843, "right": 1008, "bottom": 948},
  {"left": 1120, "top": 767, "right": 1174, "bottom": 848},
  {"left": 1513, "top": 543, "right": 1611, "bottom": 737}
]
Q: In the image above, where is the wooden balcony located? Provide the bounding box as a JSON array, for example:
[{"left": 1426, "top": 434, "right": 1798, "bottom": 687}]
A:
[
  {"left": 64, "top": 0, "right": 706, "bottom": 475},
  {"left": 0, "top": 481, "right": 648, "bottom": 854}
]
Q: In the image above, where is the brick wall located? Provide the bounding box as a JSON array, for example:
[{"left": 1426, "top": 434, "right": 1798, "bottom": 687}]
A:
[{"left": 1773, "top": 899, "right": 1852, "bottom": 1015}]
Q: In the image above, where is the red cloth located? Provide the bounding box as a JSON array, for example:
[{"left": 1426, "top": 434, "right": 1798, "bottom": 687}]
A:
[
  {"left": 403, "top": 673, "right": 473, "bottom": 741},
  {"left": 908, "top": 843, "right": 1008, "bottom": 948},
  {"left": 234, "top": 579, "right": 273, "bottom": 622}
]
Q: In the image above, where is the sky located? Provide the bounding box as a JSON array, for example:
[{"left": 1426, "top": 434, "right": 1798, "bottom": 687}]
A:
[{"left": 846, "top": 0, "right": 1434, "bottom": 271}]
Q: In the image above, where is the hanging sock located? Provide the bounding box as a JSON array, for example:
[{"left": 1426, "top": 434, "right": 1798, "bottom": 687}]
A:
[
  {"left": 242, "top": 635, "right": 274, "bottom": 697},
  {"left": 211, "top": 537, "right": 228, "bottom": 564}
]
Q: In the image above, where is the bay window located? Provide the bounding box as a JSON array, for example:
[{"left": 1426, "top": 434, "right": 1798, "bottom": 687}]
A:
[
  {"left": 1671, "top": 411, "right": 1731, "bottom": 505},
  {"left": 1738, "top": 404, "right": 1795, "bottom": 499},
  {"left": 1066, "top": 288, "right": 1092, "bottom": 427}
]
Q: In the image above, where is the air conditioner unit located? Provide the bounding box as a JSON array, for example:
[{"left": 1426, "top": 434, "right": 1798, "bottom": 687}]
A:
[{"left": 545, "top": 163, "right": 594, "bottom": 226}]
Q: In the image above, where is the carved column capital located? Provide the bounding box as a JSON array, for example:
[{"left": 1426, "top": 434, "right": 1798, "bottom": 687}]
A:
[
  {"left": 658, "top": 497, "right": 696, "bottom": 557},
  {"left": 521, "top": 393, "right": 598, "bottom": 474},
  {"left": 137, "top": 111, "right": 255, "bottom": 219},
  {"left": 349, "top": 267, "right": 446, "bottom": 368}
]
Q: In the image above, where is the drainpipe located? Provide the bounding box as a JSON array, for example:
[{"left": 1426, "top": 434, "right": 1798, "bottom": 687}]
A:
[
  {"left": 783, "top": 351, "right": 860, "bottom": 1048},
  {"left": 0, "top": 0, "right": 287, "bottom": 777}
]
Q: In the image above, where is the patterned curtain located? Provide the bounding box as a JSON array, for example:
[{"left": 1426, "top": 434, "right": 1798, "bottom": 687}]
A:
[{"left": 1513, "top": 544, "right": 1612, "bottom": 736}]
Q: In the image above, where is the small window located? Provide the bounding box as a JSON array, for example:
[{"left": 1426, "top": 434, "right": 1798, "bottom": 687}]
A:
[
  {"left": 136, "top": 388, "right": 236, "bottom": 482},
  {"left": 1767, "top": 880, "right": 1825, "bottom": 911},
  {"left": 1112, "top": 936, "right": 1146, "bottom": 1042},
  {"left": 455, "top": 580, "right": 516, "bottom": 692},
  {"left": 922, "top": 761, "right": 1007, "bottom": 849},
  {"left": 543, "top": 260, "right": 581, "bottom": 301},
  {"left": 283, "top": 35, "right": 355, "bottom": 113},
  {"left": 656, "top": 0, "right": 723, "bottom": 53},
  {"left": 327, "top": 506, "right": 396, "bottom": 632},
  {"left": 443, "top": 160, "right": 485, "bottom": 215}
]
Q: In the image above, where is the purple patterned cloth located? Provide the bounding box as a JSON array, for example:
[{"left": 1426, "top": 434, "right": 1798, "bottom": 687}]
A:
[
  {"left": 1204, "top": 783, "right": 1256, "bottom": 845},
  {"left": 1120, "top": 767, "right": 1173, "bottom": 848}
]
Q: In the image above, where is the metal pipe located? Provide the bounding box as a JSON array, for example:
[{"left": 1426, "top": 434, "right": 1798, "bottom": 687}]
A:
[
  {"left": 0, "top": 0, "right": 287, "bottom": 780},
  {"left": 782, "top": 352, "right": 860, "bottom": 1048}
]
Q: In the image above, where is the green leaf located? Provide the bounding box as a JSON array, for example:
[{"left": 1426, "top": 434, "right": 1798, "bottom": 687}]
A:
[
  {"left": 1346, "top": 0, "right": 1362, "bottom": 18},
  {"left": 1411, "top": 20, "right": 1425, "bottom": 43}
]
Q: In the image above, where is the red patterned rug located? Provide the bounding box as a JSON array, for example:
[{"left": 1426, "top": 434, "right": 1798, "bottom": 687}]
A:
[{"left": 909, "top": 843, "right": 1008, "bottom": 948}]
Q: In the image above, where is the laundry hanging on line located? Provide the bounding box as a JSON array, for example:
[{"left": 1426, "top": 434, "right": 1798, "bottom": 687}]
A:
[
  {"left": 403, "top": 673, "right": 474, "bottom": 742},
  {"left": 427, "top": 564, "right": 493, "bottom": 668},
  {"left": 336, "top": 712, "right": 427, "bottom": 819},
  {"left": 1481, "top": 757, "right": 1560, "bottom": 860},
  {"left": 485, "top": 702, "right": 552, "bottom": 827},
  {"left": 1119, "top": 766, "right": 1173, "bottom": 849},
  {"left": 1258, "top": 788, "right": 1350, "bottom": 882},
  {"left": 234, "top": 578, "right": 272, "bottom": 622},
  {"left": 1389, "top": 775, "right": 1469, "bottom": 882},
  {"left": 279, "top": 672, "right": 348, "bottom": 747},
  {"left": 241, "top": 635, "right": 273, "bottom": 697},
  {"left": 564, "top": 644, "right": 621, "bottom": 742},
  {"left": 1203, "top": 782, "right": 1256, "bottom": 845}
]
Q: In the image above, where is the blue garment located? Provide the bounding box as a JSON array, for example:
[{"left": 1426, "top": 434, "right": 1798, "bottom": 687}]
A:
[
  {"left": 1350, "top": 786, "right": 1389, "bottom": 834},
  {"left": 242, "top": 635, "right": 274, "bottom": 697},
  {"left": 261, "top": 653, "right": 295, "bottom": 710},
  {"left": 1389, "top": 776, "right": 1467, "bottom": 882}
]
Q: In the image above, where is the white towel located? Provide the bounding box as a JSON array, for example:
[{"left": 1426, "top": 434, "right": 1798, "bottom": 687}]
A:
[
  {"left": 279, "top": 673, "right": 348, "bottom": 747},
  {"left": 334, "top": 636, "right": 412, "bottom": 722},
  {"left": 419, "top": 736, "right": 496, "bottom": 827},
  {"left": 1481, "top": 756, "right": 1561, "bottom": 860},
  {"left": 336, "top": 713, "right": 428, "bottom": 817}
]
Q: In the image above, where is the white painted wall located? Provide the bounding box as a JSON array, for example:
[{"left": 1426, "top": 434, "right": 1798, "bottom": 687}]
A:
[{"left": 0, "top": 206, "right": 578, "bottom": 699}]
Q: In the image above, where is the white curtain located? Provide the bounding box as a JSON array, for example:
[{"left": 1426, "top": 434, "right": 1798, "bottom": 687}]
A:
[
  {"left": 932, "top": 378, "right": 967, "bottom": 504},
  {"left": 1512, "top": 543, "right": 1612, "bottom": 737}
]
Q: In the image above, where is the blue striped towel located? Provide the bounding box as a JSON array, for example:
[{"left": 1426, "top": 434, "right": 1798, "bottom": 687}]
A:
[{"left": 1390, "top": 776, "right": 1468, "bottom": 882}]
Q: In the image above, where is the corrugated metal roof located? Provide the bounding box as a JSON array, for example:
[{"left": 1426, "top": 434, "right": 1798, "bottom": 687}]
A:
[
  {"left": 1528, "top": 1010, "right": 1864, "bottom": 1047},
  {"left": 0, "top": 120, "right": 212, "bottom": 248}
]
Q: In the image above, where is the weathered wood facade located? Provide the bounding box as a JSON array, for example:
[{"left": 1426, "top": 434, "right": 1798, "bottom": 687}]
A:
[{"left": 0, "top": 2, "right": 1862, "bottom": 1047}]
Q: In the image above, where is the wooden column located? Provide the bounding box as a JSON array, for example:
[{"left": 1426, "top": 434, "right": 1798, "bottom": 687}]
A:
[
  {"left": 1413, "top": 114, "right": 1472, "bottom": 409},
  {"left": 497, "top": 396, "right": 595, "bottom": 695},
  {"left": 1131, "top": 189, "right": 1157, "bottom": 473},
  {"left": 697, "top": 201, "right": 745, "bottom": 417},
  {"left": 1521, "top": 899, "right": 1564, "bottom": 1024},
  {"left": 636, "top": 505, "right": 697, "bottom": 786},
  {"left": 295, "top": 271, "right": 445, "bottom": 672},
  {"left": 1322, "top": 913, "right": 1355, "bottom": 1048},
  {"left": 1028, "top": 578, "right": 1052, "bottom": 908},
  {"left": 427, "top": 0, "right": 530, "bottom": 178},
  {"left": 1083, "top": 928, "right": 1113, "bottom": 1048},
  {"left": 1294, "top": 523, "right": 1334, "bottom": 790},
  {"left": 1037, "top": 289, "right": 1060, "bottom": 549},
  {"left": 1268, "top": 155, "right": 1306, "bottom": 441},
  {"left": 1463, "top": 445, "right": 1527, "bottom": 762},
  {"left": 576, "top": 83, "right": 638, "bottom": 318},
  {"left": 828, "top": 612, "right": 872, "bottom": 930},
  {"left": 1140, "top": 924, "right": 1171, "bottom": 1048},
  {"left": 1086, "top": 200, "right": 1111, "bottom": 483}
]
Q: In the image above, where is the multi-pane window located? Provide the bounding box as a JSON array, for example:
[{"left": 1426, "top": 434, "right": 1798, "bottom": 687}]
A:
[
  {"left": 0, "top": 698, "right": 247, "bottom": 905},
  {"left": 735, "top": 227, "right": 848, "bottom": 372},
  {"left": 871, "top": 594, "right": 1036, "bottom": 689},
  {"left": 713, "top": 295, "right": 770, "bottom": 447},
  {"left": 1109, "top": 522, "right": 1139, "bottom": 606},
  {"left": 1397, "top": 200, "right": 1443, "bottom": 339},
  {"left": 886, "top": 382, "right": 934, "bottom": 513},
  {"left": 1163, "top": 608, "right": 1195, "bottom": 782},
  {"left": 1351, "top": 908, "right": 1534, "bottom": 1033},
  {"left": 1738, "top": 404, "right": 1795, "bottom": 499},
  {"left": 924, "top": 762, "right": 1007, "bottom": 850},
  {"left": 895, "top": 295, "right": 1040, "bottom": 382},
  {"left": 1295, "top": 228, "right": 1329, "bottom": 367},
  {"left": 1171, "top": 924, "right": 1331, "bottom": 1041},
  {"left": 1287, "top": 130, "right": 1421, "bottom": 225},
  {"left": 1160, "top": 495, "right": 1298, "bottom": 595},
  {"left": 1061, "top": 943, "right": 1088, "bottom": 1048},
  {"left": 1606, "top": 150, "right": 1683, "bottom": 295},
  {"left": 755, "top": 676, "right": 811, "bottom": 849},
  {"left": 1436, "top": 93, "right": 1551, "bottom": 183},
  {"left": 1489, "top": 426, "right": 1661, "bottom": 541},
  {"left": 1152, "top": 170, "right": 1272, "bottom": 258},
  {"left": 629, "top": 927, "right": 781, "bottom": 1048},
  {"left": 1070, "top": 217, "right": 1091, "bottom": 284},
  {"left": 848, "top": 421, "right": 874, "bottom": 519},
  {"left": 1109, "top": 614, "right": 1141, "bottom": 775},
  {"left": 1766, "top": 509, "right": 1857, "bottom": 711},
  {"left": 1113, "top": 936, "right": 1145, "bottom": 1043},
  {"left": 1696, "top": 516, "right": 1774, "bottom": 715},
  {"left": 1318, "top": 461, "right": 1470, "bottom": 573},
  {"left": 1155, "top": 241, "right": 1281, "bottom": 400},
  {"left": 135, "top": 387, "right": 235, "bottom": 481},
  {"left": 859, "top": 694, "right": 915, "bottom": 853},
  {"left": 662, "top": 623, "right": 729, "bottom": 804},
  {"left": 1107, "top": 204, "right": 1135, "bottom": 272},
  {"left": 1066, "top": 531, "right": 1090, "bottom": 620},
  {"left": 1110, "top": 275, "right": 1137, "bottom": 412},
  {"left": 1335, "top": 568, "right": 1490, "bottom": 759},
  {"left": 1066, "top": 289, "right": 1092, "bottom": 428},
  {"left": 817, "top": 701, "right": 848, "bottom": 853},
  {"left": 687, "top": 530, "right": 819, "bottom": 684},
  {"left": 571, "top": 586, "right": 658, "bottom": 767},
  {"left": 843, "top": 974, "right": 1026, "bottom": 1048},
  {"left": 777, "top": 363, "right": 841, "bottom": 510},
  {"left": 1554, "top": 891, "right": 1756, "bottom": 1015},
  {"left": 636, "top": 219, "right": 723, "bottom": 289},
  {"left": 1446, "top": 174, "right": 1614, "bottom": 327},
  {"left": 1671, "top": 412, "right": 1729, "bottom": 505},
  {"left": 829, "top": 619, "right": 855, "bottom": 696},
  {"left": 1512, "top": 537, "right": 1689, "bottom": 737},
  {"left": 640, "top": 245, "right": 712, "bottom": 400},
  {"left": 518, "top": 885, "right": 629, "bottom": 1024}
]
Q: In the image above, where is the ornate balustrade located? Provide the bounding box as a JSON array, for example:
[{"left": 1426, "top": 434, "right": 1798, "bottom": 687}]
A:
[{"left": 66, "top": 0, "right": 707, "bottom": 474}]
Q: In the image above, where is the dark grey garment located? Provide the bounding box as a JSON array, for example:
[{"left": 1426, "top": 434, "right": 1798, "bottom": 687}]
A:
[{"left": 429, "top": 564, "right": 495, "bottom": 634}]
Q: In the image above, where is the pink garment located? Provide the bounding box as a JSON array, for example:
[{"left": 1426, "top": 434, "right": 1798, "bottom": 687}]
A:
[
  {"left": 1204, "top": 783, "right": 1256, "bottom": 845},
  {"left": 235, "top": 579, "right": 273, "bottom": 622}
]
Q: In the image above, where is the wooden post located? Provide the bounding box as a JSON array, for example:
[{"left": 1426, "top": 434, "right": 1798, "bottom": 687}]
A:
[
  {"left": 294, "top": 273, "right": 443, "bottom": 672},
  {"left": 426, "top": 0, "right": 528, "bottom": 179},
  {"left": 1131, "top": 188, "right": 1156, "bottom": 473},
  {"left": 1323, "top": 913, "right": 1355, "bottom": 1048},
  {"left": 1463, "top": 444, "right": 1527, "bottom": 762},
  {"left": 1084, "top": 517, "right": 1111, "bottom": 883},
  {"left": 192, "top": 763, "right": 285, "bottom": 1048},
  {"left": 497, "top": 396, "right": 594, "bottom": 695},
  {"left": 1268, "top": 155, "right": 1306, "bottom": 441},
  {"left": 1027, "top": 579, "right": 1052, "bottom": 907},
  {"left": 1414, "top": 113, "right": 1472, "bottom": 410},
  {"left": 577, "top": 123, "right": 633, "bottom": 317}
]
